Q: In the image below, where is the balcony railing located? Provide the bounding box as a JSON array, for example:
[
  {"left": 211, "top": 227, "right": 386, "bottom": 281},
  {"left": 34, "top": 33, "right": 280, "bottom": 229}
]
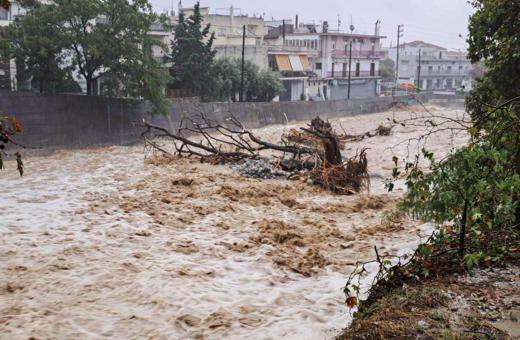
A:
[
  {"left": 0, "top": 14, "right": 9, "bottom": 21},
  {"left": 267, "top": 45, "right": 310, "bottom": 53},
  {"left": 417, "top": 56, "right": 469, "bottom": 62},
  {"left": 331, "top": 50, "right": 386, "bottom": 58},
  {"left": 422, "top": 69, "right": 469, "bottom": 76},
  {"left": 327, "top": 70, "right": 381, "bottom": 78}
]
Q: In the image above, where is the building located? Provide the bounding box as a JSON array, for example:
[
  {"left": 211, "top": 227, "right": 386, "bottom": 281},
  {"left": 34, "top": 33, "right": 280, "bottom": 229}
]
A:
[
  {"left": 0, "top": 0, "right": 28, "bottom": 25},
  {"left": 265, "top": 20, "right": 386, "bottom": 101},
  {"left": 388, "top": 41, "right": 472, "bottom": 91},
  {"left": 152, "top": 3, "right": 268, "bottom": 70}
]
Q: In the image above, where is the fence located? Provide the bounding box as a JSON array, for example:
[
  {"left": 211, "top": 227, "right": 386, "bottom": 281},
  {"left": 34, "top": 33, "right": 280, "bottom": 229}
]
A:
[{"left": 327, "top": 70, "right": 381, "bottom": 78}]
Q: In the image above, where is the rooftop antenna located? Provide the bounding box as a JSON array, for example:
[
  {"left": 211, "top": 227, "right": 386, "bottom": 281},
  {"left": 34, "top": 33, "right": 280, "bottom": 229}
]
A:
[
  {"left": 338, "top": 14, "right": 341, "bottom": 32},
  {"left": 349, "top": 16, "right": 355, "bottom": 34}
]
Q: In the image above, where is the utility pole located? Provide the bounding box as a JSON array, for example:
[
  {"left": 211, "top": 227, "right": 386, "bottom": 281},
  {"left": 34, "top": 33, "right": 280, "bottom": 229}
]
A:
[
  {"left": 395, "top": 24, "right": 404, "bottom": 95},
  {"left": 417, "top": 48, "right": 421, "bottom": 90},
  {"left": 458, "top": 50, "right": 461, "bottom": 87},
  {"left": 348, "top": 40, "right": 352, "bottom": 99},
  {"left": 240, "top": 25, "right": 245, "bottom": 102}
]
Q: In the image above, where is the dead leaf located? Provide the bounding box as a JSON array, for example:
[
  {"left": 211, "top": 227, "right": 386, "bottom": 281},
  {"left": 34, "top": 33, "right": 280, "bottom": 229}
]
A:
[{"left": 346, "top": 296, "right": 358, "bottom": 308}]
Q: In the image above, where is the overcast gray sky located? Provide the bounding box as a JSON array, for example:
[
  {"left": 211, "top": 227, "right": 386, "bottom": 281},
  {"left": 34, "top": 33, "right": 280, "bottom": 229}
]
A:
[{"left": 149, "top": 0, "right": 474, "bottom": 50}]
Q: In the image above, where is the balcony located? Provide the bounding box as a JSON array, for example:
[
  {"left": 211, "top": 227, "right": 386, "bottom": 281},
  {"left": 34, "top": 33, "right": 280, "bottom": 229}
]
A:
[
  {"left": 416, "top": 55, "right": 468, "bottom": 61},
  {"left": 331, "top": 50, "right": 386, "bottom": 58},
  {"left": 327, "top": 70, "right": 381, "bottom": 78},
  {"left": 267, "top": 45, "right": 309, "bottom": 54},
  {"left": 421, "top": 69, "right": 469, "bottom": 76}
]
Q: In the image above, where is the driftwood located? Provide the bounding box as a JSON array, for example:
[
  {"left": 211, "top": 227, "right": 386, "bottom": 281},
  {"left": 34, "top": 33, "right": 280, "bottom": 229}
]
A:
[
  {"left": 134, "top": 112, "right": 324, "bottom": 161},
  {"left": 134, "top": 113, "right": 369, "bottom": 195},
  {"left": 287, "top": 124, "right": 394, "bottom": 147}
]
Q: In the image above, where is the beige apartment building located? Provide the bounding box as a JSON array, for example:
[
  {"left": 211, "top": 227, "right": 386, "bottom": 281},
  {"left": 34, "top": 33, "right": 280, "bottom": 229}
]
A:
[{"left": 151, "top": 3, "right": 268, "bottom": 70}]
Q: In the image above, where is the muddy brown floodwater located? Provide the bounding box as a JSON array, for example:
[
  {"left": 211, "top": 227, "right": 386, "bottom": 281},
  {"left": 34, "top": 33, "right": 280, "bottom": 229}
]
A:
[{"left": 0, "top": 105, "right": 468, "bottom": 340}]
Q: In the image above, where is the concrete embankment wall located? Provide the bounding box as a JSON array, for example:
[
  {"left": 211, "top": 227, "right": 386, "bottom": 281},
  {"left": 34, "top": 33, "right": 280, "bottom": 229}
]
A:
[{"left": 0, "top": 91, "right": 462, "bottom": 157}]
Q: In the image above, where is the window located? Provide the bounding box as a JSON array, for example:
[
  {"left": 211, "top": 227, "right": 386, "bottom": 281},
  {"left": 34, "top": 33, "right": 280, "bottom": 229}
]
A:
[
  {"left": 316, "top": 62, "right": 322, "bottom": 70},
  {"left": 218, "top": 28, "right": 226, "bottom": 36},
  {"left": 310, "top": 40, "right": 314, "bottom": 50},
  {"left": 459, "top": 66, "right": 463, "bottom": 70},
  {"left": 332, "top": 41, "right": 336, "bottom": 50}
]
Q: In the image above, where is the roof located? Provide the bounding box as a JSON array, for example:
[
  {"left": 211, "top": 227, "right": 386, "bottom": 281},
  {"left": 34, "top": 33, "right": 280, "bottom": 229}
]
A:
[{"left": 395, "top": 40, "right": 447, "bottom": 50}]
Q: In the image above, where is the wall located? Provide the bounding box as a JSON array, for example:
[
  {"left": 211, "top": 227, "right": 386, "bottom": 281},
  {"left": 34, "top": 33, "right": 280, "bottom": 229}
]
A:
[
  {"left": 0, "top": 91, "right": 448, "bottom": 157},
  {"left": 330, "top": 78, "right": 378, "bottom": 100}
]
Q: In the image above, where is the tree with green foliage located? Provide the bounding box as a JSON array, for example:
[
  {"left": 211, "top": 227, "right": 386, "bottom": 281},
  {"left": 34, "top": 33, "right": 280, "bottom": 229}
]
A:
[
  {"left": 340, "top": 0, "right": 520, "bottom": 331},
  {"left": 211, "top": 57, "right": 284, "bottom": 102},
  {"left": 169, "top": 2, "right": 216, "bottom": 98},
  {"left": 211, "top": 57, "right": 240, "bottom": 102},
  {"left": 10, "top": 0, "right": 172, "bottom": 115},
  {"left": 383, "top": 0, "right": 520, "bottom": 268},
  {"left": 1, "top": 6, "right": 76, "bottom": 94},
  {"left": 379, "top": 58, "right": 395, "bottom": 80},
  {"left": 380, "top": 58, "right": 395, "bottom": 69},
  {"left": 466, "top": 0, "right": 520, "bottom": 217}
]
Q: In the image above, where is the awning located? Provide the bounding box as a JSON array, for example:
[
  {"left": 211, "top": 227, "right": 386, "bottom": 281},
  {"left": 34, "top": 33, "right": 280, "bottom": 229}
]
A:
[
  {"left": 299, "top": 55, "right": 311, "bottom": 71},
  {"left": 275, "top": 55, "right": 292, "bottom": 72},
  {"left": 288, "top": 55, "right": 304, "bottom": 72}
]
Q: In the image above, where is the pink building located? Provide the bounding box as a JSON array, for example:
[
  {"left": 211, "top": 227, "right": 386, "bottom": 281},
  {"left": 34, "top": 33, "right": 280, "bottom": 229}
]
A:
[{"left": 266, "top": 21, "right": 386, "bottom": 100}]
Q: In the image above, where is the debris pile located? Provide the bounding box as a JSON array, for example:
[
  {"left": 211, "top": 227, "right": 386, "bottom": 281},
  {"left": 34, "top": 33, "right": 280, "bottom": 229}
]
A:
[
  {"left": 136, "top": 113, "right": 377, "bottom": 195},
  {"left": 229, "top": 158, "right": 285, "bottom": 179},
  {"left": 229, "top": 157, "right": 310, "bottom": 180}
]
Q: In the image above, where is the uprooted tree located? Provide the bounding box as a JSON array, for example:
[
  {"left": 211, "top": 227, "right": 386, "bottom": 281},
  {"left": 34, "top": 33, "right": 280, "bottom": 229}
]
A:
[{"left": 135, "top": 111, "right": 376, "bottom": 195}]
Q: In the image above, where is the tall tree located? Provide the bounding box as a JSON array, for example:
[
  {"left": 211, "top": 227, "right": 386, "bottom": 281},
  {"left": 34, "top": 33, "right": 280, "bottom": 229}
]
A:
[
  {"left": 466, "top": 0, "right": 520, "bottom": 117},
  {"left": 170, "top": 2, "right": 216, "bottom": 97},
  {"left": 466, "top": 0, "right": 520, "bottom": 221},
  {"left": 384, "top": 0, "right": 520, "bottom": 267},
  {"left": 24, "top": 0, "right": 173, "bottom": 114}
]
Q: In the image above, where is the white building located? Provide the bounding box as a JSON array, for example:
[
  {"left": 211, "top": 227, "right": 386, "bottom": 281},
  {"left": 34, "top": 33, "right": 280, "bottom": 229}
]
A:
[{"left": 388, "top": 40, "right": 472, "bottom": 91}]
